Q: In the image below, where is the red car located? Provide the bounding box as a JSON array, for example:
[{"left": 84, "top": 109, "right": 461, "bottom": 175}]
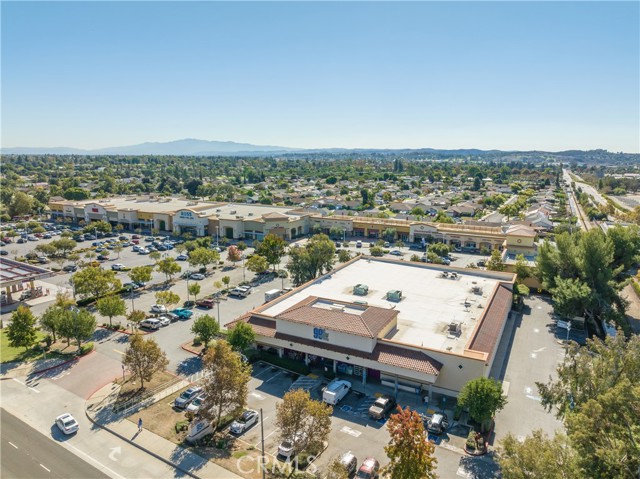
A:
[
  {"left": 356, "top": 458, "right": 380, "bottom": 479},
  {"left": 196, "top": 298, "right": 215, "bottom": 309},
  {"left": 1, "top": 237, "right": 12, "bottom": 243}
]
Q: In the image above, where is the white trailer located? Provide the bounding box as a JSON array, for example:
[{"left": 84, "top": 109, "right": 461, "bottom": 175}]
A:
[{"left": 264, "top": 289, "right": 283, "bottom": 303}]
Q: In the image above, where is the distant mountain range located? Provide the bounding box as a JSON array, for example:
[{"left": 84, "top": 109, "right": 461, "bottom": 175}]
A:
[
  {"left": 1, "top": 139, "right": 636, "bottom": 160},
  {"left": 1, "top": 138, "right": 299, "bottom": 156}
]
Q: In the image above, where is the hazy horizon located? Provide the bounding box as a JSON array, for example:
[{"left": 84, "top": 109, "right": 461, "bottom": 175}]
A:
[{"left": 2, "top": 2, "right": 639, "bottom": 153}]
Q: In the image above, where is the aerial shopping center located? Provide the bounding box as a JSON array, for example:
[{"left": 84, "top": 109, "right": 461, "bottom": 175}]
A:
[{"left": 48, "top": 196, "right": 536, "bottom": 254}]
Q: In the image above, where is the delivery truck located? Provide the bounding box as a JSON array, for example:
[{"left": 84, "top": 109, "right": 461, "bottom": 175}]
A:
[{"left": 264, "top": 289, "right": 283, "bottom": 303}]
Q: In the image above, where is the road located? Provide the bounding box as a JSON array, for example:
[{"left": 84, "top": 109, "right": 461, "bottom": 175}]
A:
[{"left": 1, "top": 408, "right": 109, "bottom": 479}]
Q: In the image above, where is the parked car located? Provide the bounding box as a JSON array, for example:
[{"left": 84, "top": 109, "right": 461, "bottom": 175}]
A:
[
  {"left": 477, "top": 260, "right": 486, "bottom": 267},
  {"left": 278, "top": 432, "right": 307, "bottom": 459},
  {"left": 183, "top": 300, "right": 196, "bottom": 309},
  {"left": 0, "top": 250, "right": 8, "bottom": 256},
  {"left": 425, "top": 413, "right": 449, "bottom": 435},
  {"left": 189, "top": 273, "right": 205, "bottom": 280},
  {"left": 140, "top": 318, "right": 161, "bottom": 330},
  {"left": 368, "top": 395, "right": 397, "bottom": 419},
  {"left": 157, "top": 315, "right": 171, "bottom": 327},
  {"left": 111, "top": 264, "right": 129, "bottom": 271},
  {"left": 356, "top": 241, "right": 362, "bottom": 248},
  {"left": 96, "top": 254, "right": 109, "bottom": 261},
  {"left": 174, "top": 386, "right": 203, "bottom": 409},
  {"left": 229, "top": 286, "right": 252, "bottom": 297},
  {"left": 389, "top": 250, "right": 402, "bottom": 256},
  {"left": 17, "top": 238, "right": 27, "bottom": 244},
  {"left": 171, "top": 308, "right": 194, "bottom": 320},
  {"left": 55, "top": 413, "right": 79, "bottom": 435},
  {"left": 356, "top": 457, "right": 380, "bottom": 479},
  {"left": 196, "top": 298, "right": 215, "bottom": 309},
  {"left": 163, "top": 312, "right": 179, "bottom": 323},
  {"left": 122, "top": 282, "right": 140, "bottom": 292},
  {"left": 176, "top": 254, "right": 188, "bottom": 261},
  {"left": 150, "top": 304, "right": 167, "bottom": 314},
  {"left": 229, "top": 409, "right": 259, "bottom": 435},
  {"left": 338, "top": 452, "right": 358, "bottom": 477},
  {"left": 63, "top": 264, "right": 78, "bottom": 272},
  {"left": 185, "top": 395, "right": 206, "bottom": 414}
]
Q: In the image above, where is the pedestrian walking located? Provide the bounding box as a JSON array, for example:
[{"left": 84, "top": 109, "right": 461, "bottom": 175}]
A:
[{"left": 138, "top": 417, "right": 143, "bottom": 432}]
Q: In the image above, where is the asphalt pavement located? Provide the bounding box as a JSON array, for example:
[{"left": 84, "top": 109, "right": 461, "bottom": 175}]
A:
[{"left": 1, "top": 407, "right": 109, "bottom": 479}]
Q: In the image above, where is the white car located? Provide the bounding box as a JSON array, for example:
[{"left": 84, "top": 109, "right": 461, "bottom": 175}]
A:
[
  {"left": 55, "top": 413, "right": 79, "bottom": 435},
  {"left": 278, "top": 432, "right": 306, "bottom": 459},
  {"left": 229, "top": 409, "right": 259, "bottom": 435},
  {"left": 150, "top": 304, "right": 167, "bottom": 314},
  {"left": 185, "top": 395, "right": 206, "bottom": 413},
  {"left": 111, "top": 263, "right": 126, "bottom": 271},
  {"left": 189, "top": 273, "right": 205, "bottom": 280},
  {"left": 157, "top": 315, "right": 171, "bottom": 327}
]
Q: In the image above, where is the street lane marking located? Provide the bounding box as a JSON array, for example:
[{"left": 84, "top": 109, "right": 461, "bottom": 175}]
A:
[
  {"left": 340, "top": 426, "right": 361, "bottom": 437},
  {"left": 39, "top": 464, "right": 51, "bottom": 472},
  {"left": 8, "top": 441, "right": 18, "bottom": 449},
  {"left": 63, "top": 441, "right": 126, "bottom": 479},
  {"left": 13, "top": 378, "right": 40, "bottom": 393}
]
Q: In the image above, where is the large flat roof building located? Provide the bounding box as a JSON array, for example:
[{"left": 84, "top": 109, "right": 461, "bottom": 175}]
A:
[
  {"left": 229, "top": 256, "right": 516, "bottom": 397},
  {"left": 49, "top": 196, "right": 536, "bottom": 250}
]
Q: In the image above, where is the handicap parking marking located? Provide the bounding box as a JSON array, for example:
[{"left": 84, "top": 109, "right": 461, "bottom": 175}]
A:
[
  {"left": 340, "top": 405, "right": 352, "bottom": 413},
  {"left": 340, "top": 426, "right": 362, "bottom": 438},
  {"left": 376, "top": 417, "right": 388, "bottom": 426},
  {"left": 427, "top": 434, "right": 442, "bottom": 445}
]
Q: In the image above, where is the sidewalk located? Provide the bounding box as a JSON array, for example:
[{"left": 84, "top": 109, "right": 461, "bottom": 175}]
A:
[
  {"left": 0, "top": 356, "right": 76, "bottom": 380},
  {"left": 86, "top": 382, "right": 241, "bottom": 479}
]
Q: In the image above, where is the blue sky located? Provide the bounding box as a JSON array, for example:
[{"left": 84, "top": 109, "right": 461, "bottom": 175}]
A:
[{"left": 2, "top": 1, "right": 639, "bottom": 152}]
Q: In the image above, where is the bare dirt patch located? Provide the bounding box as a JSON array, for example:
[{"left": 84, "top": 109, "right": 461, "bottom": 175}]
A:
[{"left": 114, "top": 370, "right": 177, "bottom": 406}]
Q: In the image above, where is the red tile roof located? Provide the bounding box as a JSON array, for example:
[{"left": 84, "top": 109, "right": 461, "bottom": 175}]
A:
[
  {"left": 467, "top": 284, "right": 512, "bottom": 358},
  {"left": 277, "top": 296, "right": 397, "bottom": 338}
]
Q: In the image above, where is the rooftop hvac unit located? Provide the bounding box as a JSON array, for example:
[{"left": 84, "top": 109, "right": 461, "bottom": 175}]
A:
[
  {"left": 330, "top": 305, "right": 345, "bottom": 312},
  {"left": 386, "top": 290, "right": 403, "bottom": 302},
  {"left": 471, "top": 285, "right": 483, "bottom": 295},
  {"left": 230, "top": 210, "right": 236, "bottom": 214},
  {"left": 448, "top": 322, "right": 462, "bottom": 337},
  {"left": 353, "top": 284, "right": 369, "bottom": 296},
  {"left": 353, "top": 300, "right": 368, "bottom": 306}
]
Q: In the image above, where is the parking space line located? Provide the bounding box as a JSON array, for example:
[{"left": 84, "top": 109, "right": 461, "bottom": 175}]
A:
[
  {"left": 264, "top": 371, "right": 282, "bottom": 383},
  {"left": 254, "top": 427, "right": 279, "bottom": 448},
  {"left": 113, "top": 349, "right": 125, "bottom": 355}
]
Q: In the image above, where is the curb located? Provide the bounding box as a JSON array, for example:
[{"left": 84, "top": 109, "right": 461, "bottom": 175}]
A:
[
  {"left": 84, "top": 407, "right": 203, "bottom": 479},
  {"left": 97, "top": 325, "right": 149, "bottom": 336},
  {"left": 0, "top": 352, "right": 88, "bottom": 381},
  {"left": 181, "top": 342, "right": 201, "bottom": 356}
]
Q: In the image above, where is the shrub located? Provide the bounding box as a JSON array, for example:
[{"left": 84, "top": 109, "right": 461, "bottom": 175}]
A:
[
  {"left": 453, "top": 405, "right": 463, "bottom": 421},
  {"left": 79, "top": 342, "right": 94, "bottom": 355},
  {"left": 466, "top": 430, "right": 477, "bottom": 450},
  {"left": 632, "top": 280, "right": 640, "bottom": 299},
  {"left": 175, "top": 420, "right": 189, "bottom": 433},
  {"left": 516, "top": 283, "right": 530, "bottom": 296}
]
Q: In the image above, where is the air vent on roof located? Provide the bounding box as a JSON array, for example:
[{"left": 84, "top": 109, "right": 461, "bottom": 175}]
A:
[
  {"left": 353, "top": 284, "right": 369, "bottom": 296},
  {"left": 248, "top": 213, "right": 254, "bottom": 216},
  {"left": 230, "top": 210, "right": 236, "bottom": 214},
  {"left": 386, "top": 290, "right": 403, "bottom": 302}
]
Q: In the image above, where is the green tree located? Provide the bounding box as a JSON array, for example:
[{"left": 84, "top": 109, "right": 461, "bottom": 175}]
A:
[
  {"left": 428, "top": 242, "right": 450, "bottom": 257},
  {"left": 256, "top": 234, "right": 287, "bottom": 271},
  {"left": 514, "top": 254, "right": 531, "bottom": 283},
  {"left": 50, "top": 238, "right": 77, "bottom": 257},
  {"left": 154, "top": 291, "right": 180, "bottom": 310},
  {"left": 149, "top": 251, "right": 161, "bottom": 264},
  {"left": 550, "top": 277, "right": 592, "bottom": 319},
  {"left": 58, "top": 308, "right": 96, "bottom": 348},
  {"left": 338, "top": 249, "right": 351, "bottom": 263},
  {"left": 329, "top": 226, "right": 344, "bottom": 240},
  {"left": 383, "top": 228, "right": 397, "bottom": 242},
  {"left": 123, "top": 333, "right": 169, "bottom": 389},
  {"left": 200, "top": 340, "right": 252, "bottom": 431},
  {"left": 188, "top": 247, "right": 219, "bottom": 272},
  {"left": 96, "top": 294, "right": 126, "bottom": 327},
  {"left": 498, "top": 430, "right": 579, "bottom": 479},
  {"left": 126, "top": 310, "right": 146, "bottom": 330},
  {"left": 536, "top": 334, "right": 640, "bottom": 478},
  {"left": 8, "top": 192, "right": 35, "bottom": 217},
  {"left": 457, "top": 377, "right": 507, "bottom": 432},
  {"left": 486, "top": 249, "right": 505, "bottom": 272},
  {"left": 72, "top": 267, "right": 121, "bottom": 300},
  {"left": 222, "top": 275, "right": 231, "bottom": 288},
  {"left": 188, "top": 282, "right": 201, "bottom": 302},
  {"left": 129, "top": 266, "right": 153, "bottom": 287},
  {"left": 83, "top": 220, "right": 112, "bottom": 234},
  {"left": 434, "top": 211, "right": 454, "bottom": 224},
  {"left": 246, "top": 254, "right": 269, "bottom": 274},
  {"left": 156, "top": 257, "right": 181, "bottom": 282},
  {"left": 606, "top": 225, "right": 640, "bottom": 272},
  {"left": 383, "top": 406, "right": 437, "bottom": 479},
  {"left": 276, "top": 389, "right": 333, "bottom": 465},
  {"left": 191, "top": 314, "right": 219, "bottom": 349},
  {"left": 227, "top": 321, "right": 256, "bottom": 352},
  {"left": 7, "top": 306, "right": 38, "bottom": 351}
]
